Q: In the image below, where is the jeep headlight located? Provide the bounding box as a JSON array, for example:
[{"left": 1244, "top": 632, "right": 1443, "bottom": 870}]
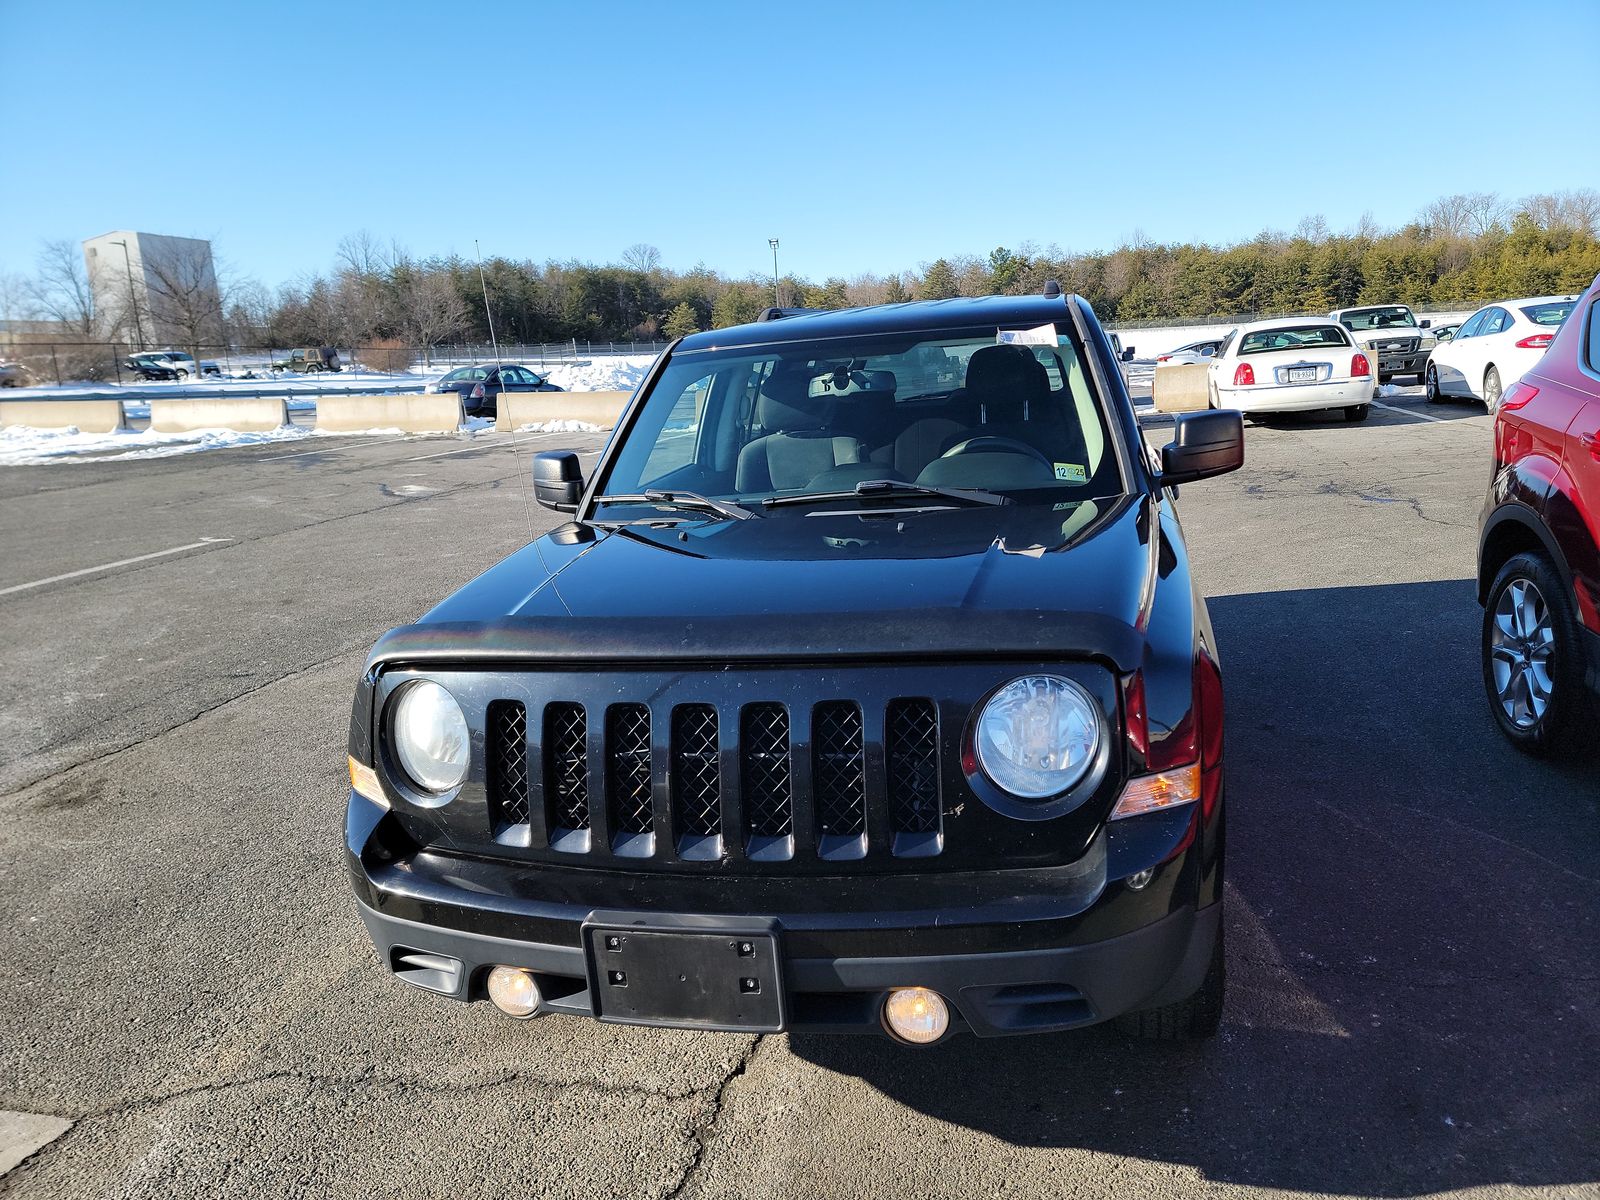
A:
[
  {"left": 975, "top": 675, "right": 1101, "bottom": 799},
  {"left": 389, "top": 680, "right": 470, "bottom": 794}
]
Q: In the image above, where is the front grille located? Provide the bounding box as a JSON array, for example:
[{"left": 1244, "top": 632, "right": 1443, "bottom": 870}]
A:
[
  {"left": 607, "top": 704, "right": 654, "bottom": 835},
  {"left": 486, "top": 701, "right": 529, "bottom": 829},
  {"left": 741, "top": 704, "right": 792, "bottom": 839},
  {"left": 813, "top": 702, "right": 867, "bottom": 838},
  {"left": 544, "top": 702, "right": 589, "bottom": 832},
  {"left": 671, "top": 705, "right": 721, "bottom": 840},
  {"left": 477, "top": 694, "right": 971, "bottom": 864},
  {"left": 886, "top": 699, "right": 940, "bottom": 834}
]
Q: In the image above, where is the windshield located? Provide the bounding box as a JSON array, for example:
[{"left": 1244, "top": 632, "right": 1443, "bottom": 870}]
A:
[
  {"left": 1238, "top": 325, "right": 1350, "bottom": 354},
  {"left": 1338, "top": 306, "right": 1416, "bottom": 330},
  {"left": 1521, "top": 301, "right": 1575, "bottom": 326},
  {"left": 596, "top": 324, "right": 1121, "bottom": 514}
]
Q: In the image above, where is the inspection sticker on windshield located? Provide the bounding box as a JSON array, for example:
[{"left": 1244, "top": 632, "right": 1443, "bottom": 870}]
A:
[
  {"left": 1054, "top": 463, "right": 1087, "bottom": 482},
  {"left": 996, "top": 323, "right": 1058, "bottom": 347}
]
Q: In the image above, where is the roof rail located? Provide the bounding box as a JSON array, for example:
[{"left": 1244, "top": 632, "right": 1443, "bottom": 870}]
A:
[{"left": 756, "top": 306, "right": 827, "bottom": 322}]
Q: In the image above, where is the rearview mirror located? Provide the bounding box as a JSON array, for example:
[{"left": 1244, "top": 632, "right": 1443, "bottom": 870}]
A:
[
  {"left": 1161, "top": 410, "right": 1244, "bottom": 486},
  {"left": 533, "top": 450, "right": 584, "bottom": 512}
]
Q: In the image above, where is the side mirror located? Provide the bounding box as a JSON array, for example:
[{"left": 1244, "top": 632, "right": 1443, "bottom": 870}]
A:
[
  {"left": 1420, "top": 319, "right": 1431, "bottom": 329},
  {"left": 1200, "top": 346, "right": 1215, "bottom": 358},
  {"left": 533, "top": 450, "right": 584, "bottom": 512},
  {"left": 1161, "top": 409, "right": 1244, "bottom": 486},
  {"left": 1121, "top": 346, "right": 1135, "bottom": 362}
]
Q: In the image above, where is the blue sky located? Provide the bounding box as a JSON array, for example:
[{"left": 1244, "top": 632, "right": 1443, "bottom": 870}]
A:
[{"left": 2, "top": 0, "right": 1597, "bottom": 289}]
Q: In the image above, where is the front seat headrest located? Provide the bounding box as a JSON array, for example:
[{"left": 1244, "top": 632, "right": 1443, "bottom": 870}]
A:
[
  {"left": 964, "top": 344, "right": 1048, "bottom": 422},
  {"left": 757, "top": 368, "right": 834, "bottom": 432}
]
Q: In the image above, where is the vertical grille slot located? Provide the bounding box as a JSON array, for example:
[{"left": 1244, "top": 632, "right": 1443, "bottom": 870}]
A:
[
  {"left": 606, "top": 704, "right": 654, "bottom": 855},
  {"left": 886, "top": 698, "right": 942, "bottom": 856},
  {"left": 486, "top": 700, "right": 529, "bottom": 832},
  {"left": 671, "top": 705, "right": 722, "bottom": 858},
  {"left": 543, "top": 703, "right": 590, "bottom": 848},
  {"left": 741, "top": 703, "right": 793, "bottom": 860},
  {"left": 813, "top": 701, "right": 867, "bottom": 859}
]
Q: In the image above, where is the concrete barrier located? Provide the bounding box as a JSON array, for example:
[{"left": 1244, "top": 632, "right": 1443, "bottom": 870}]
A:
[
  {"left": 0, "top": 399, "right": 126, "bottom": 433},
  {"left": 1152, "top": 363, "right": 1211, "bottom": 414},
  {"left": 317, "top": 393, "right": 465, "bottom": 433},
  {"left": 149, "top": 397, "right": 289, "bottom": 434},
  {"left": 497, "top": 390, "right": 631, "bottom": 432}
]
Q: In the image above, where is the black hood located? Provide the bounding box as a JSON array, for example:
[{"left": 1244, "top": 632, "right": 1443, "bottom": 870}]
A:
[{"left": 367, "top": 496, "right": 1158, "bottom": 673}]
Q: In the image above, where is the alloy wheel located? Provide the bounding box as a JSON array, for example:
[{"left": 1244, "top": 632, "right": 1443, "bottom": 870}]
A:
[
  {"left": 1484, "top": 366, "right": 1502, "bottom": 410},
  {"left": 1489, "top": 577, "right": 1555, "bottom": 729}
]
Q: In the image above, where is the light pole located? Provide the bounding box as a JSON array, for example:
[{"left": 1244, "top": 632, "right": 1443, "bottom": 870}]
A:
[
  {"left": 768, "top": 238, "right": 780, "bottom": 307},
  {"left": 110, "top": 239, "right": 146, "bottom": 350}
]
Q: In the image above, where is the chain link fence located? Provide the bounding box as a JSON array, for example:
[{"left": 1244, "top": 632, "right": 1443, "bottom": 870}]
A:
[{"left": 0, "top": 339, "right": 672, "bottom": 388}]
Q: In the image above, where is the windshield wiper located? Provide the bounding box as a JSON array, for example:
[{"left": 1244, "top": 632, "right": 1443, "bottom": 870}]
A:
[
  {"left": 762, "top": 478, "right": 1009, "bottom": 510},
  {"left": 593, "top": 489, "right": 759, "bottom": 521}
]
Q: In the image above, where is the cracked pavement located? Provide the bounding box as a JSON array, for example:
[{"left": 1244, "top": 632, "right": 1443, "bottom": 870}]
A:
[{"left": 0, "top": 398, "right": 1596, "bottom": 1198}]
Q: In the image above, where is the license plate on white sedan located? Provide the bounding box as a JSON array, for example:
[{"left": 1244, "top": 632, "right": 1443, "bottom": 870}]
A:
[{"left": 1288, "top": 367, "right": 1318, "bottom": 382}]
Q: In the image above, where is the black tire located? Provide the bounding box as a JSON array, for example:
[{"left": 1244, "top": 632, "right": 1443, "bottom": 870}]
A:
[
  {"left": 1344, "top": 404, "right": 1370, "bottom": 422},
  {"left": 1426, "top": 364, "right": 1445, "bottom": 403},
  {"left": 1481, "top": 551, "right": 1595, "bottom": 758},
  {"left": 1116, "top": 923, "right": 1224, "bottom": 1041},
  {"left": 175, "top": 369, "right": 188, "bottom": 380},
  {"left": 1483, "top": 365, "right": 1503, "bottom": 411}
]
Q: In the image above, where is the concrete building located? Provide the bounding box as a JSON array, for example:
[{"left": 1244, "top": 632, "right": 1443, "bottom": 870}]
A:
[{"left": 82, "top": 231, "right": 222, "bottom": 350}]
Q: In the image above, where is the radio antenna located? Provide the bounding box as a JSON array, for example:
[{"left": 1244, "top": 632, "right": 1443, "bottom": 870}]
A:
[{"left": 476, "top": 239, "right": 536, "bottom": 539}]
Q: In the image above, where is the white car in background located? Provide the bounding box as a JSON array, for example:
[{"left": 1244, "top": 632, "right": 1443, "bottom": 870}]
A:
[
  {"left": 1208, "top": 317, "right": 1373, "bottom": 422},
  {"left": 1157, "top": 337, "right": 1228, "bottom": 365},
  {"left": 1424, "top": 295, "right": 1580, "bottom": 408}
]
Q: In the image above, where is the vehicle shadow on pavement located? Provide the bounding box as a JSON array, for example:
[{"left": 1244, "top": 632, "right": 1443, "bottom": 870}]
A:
[{"left": 789, "top": 578, "right": 1599, "bottom": 1195}]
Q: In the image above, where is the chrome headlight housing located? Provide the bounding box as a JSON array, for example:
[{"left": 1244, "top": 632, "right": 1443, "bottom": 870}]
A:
[
  {"left": 975, "top": 675, "right": 1101, "bottom": 799},
  {"left": 388, "top": 680, "right": 470, "bottom": 796}
]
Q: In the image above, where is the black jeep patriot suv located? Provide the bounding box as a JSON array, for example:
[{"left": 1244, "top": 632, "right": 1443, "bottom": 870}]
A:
[{"left": 345, "top": 290, "right": 1244, "bottom": 1044}]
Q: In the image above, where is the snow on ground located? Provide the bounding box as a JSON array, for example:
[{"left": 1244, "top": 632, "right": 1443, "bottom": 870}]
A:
[
  {"left": 0, "top": 422, "right": 459, "bottom": 466},
  {"left": 516, "top": 419, "right": 603, "bottom": 434},
  {"left": 536, "top": 355, "right": 656, "bottom": 393}
]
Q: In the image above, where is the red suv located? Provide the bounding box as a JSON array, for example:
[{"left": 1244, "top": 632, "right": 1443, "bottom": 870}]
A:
[{"left": 1478, "top": 271, "right": 1600, "bottom": 756}]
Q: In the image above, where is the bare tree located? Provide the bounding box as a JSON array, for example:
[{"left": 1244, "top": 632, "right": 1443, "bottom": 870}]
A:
[
  {"left": 397, "top": 271, "right": 469, "bottom": 366},
  {"left": 142, "top": 240, "right": 226, "bottom": 352},
  {"left": 0, "top": 271, "right": 29, "bottom": 324},
  {"left": 27, "top": 239, "right": 102, "bottom": 337},
  {"left": 1518, "top": 188, "right": 1600, "bottom": 235},
  {"left": 622, "top": 243, "right": 662, "bottom": 274},
  {"left": 1420, "top": 192, "right": 1509, "bottom": 239}
]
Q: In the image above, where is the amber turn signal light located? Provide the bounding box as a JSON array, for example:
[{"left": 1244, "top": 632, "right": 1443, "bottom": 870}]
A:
[
  {"left": 348, "top": 755, "right": 386, "bottom": 806},
  {"left": 1110, "top": 762, "right": 1201, "bottom": 820}
]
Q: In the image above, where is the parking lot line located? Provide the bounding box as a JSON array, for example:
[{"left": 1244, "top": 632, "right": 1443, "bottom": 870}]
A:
[
  {"left": 258, "top": 437, "right": 406, "bottom": 462},
  {"left": 1372, "top": 401, "right": 1450, "bottom": 424},
  {"left": 0, "top": 537, "right": 233, "bottom": 598},
  {"left": 405, "top": 434, "right": 556, "bottom": 463}
]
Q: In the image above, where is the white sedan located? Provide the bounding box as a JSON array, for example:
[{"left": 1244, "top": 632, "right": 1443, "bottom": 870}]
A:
[
  {"left": 1424, "top": 294, "right": 1580, "bottom": 408},
  {"left": 1208, "top": 317, "right": 1374, "bottom": 421},
  {"left": 1156, "top": 337, "right": 1227, "bottom": 365}
]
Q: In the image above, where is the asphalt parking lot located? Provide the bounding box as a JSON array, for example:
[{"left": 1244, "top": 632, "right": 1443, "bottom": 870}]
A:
[{"left": 0, "top": 393, "right": 1596, "bottom": 1198}]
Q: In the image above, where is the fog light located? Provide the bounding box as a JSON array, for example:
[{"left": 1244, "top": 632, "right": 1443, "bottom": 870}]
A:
[
  {"left": 486, "top": 965, "right": 542, "bottom": 1019},
  {"left": 882, "top": 987, "right": 950, "bottom": 1045}
]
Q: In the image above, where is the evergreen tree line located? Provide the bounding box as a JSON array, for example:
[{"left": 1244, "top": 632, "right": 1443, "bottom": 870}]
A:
[{"left": 13, "top": 190, "right": 1600, "bottom": 355}]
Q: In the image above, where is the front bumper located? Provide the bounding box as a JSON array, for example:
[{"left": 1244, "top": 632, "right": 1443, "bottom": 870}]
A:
[
  {"left": 1373, "top": 349, "right": 1432, "bottom": 377},
  {"left": 346, "top": 788, "right": 1222, "bottom": 1038}
]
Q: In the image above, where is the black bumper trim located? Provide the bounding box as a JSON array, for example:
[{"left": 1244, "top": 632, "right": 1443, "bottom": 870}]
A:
[{"left": 354, "top": 898, "right": 1219, "bottom": 1038}]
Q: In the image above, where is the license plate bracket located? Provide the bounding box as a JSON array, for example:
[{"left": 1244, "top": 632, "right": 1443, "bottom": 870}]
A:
[
  {"left": 1287, "top": 366, "right": 1318, "bottom": 382},
  {"left": 582, "top": 923, "right": 786, "bottom": 1032}
]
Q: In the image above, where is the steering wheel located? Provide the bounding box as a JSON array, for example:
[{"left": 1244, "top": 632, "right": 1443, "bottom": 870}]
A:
[{"left": 939, "top": 436, "right": 1053, "bottom": 468}]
